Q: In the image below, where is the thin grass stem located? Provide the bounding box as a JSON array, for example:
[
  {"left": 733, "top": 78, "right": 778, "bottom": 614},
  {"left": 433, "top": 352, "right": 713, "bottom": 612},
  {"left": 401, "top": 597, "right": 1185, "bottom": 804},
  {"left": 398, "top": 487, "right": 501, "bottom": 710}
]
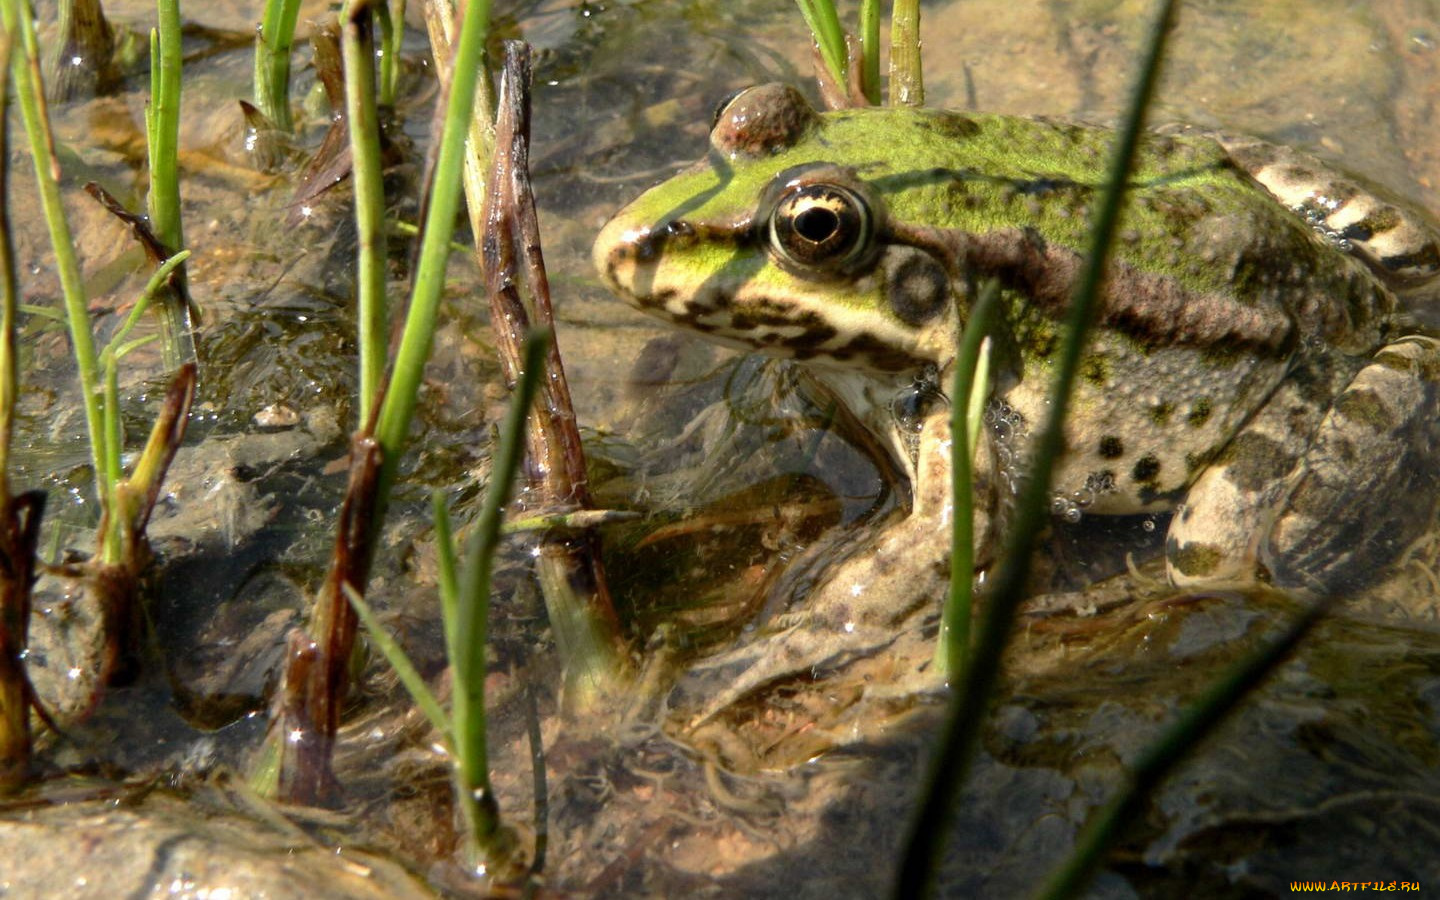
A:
[
  {"left": 452, "top": 330, "right": 550, "bottom": 848},
  {"left": 1033, "top": 595, "right": 1333, "bottom": 899},
  {"left": 2, "top": 0, "right": 107, "bottom": 517},
  {"left": 344, "top": 583, "right": 451, "bottom": 738},
  {"left": 144, "top": 0, "right": 193, "bottom": 370},
  {"left": 794, "top": 0, "right": 847, "bottom": 91},
  {"left": 102, "top": 250, "right": 190, "bottom": 355},
  {"left": 380, "top": 0, "right": 403, "bottom": 106},
  {"left": 433, "top": 492, "right": 460, "bottom": 642},
  {"left": 342, "top": 0, "right": 388, "bottom": 420},
  {"left": 373, "top": 0, "right": 491, "bottom": 516},
  {"left": 146, "top": 0, "right": 182, "bottom": 251},
  {"left": 937, "top": 280, "right": 999, "bottom": 677},
  {"left": 858, "top": 0, "right": 879, "bottom": 104},
  {"left": 893, "top": 1, "right": 1180, "bottom": 895},
  {"left": 0, "top": 28, "right": 12, "bottom": 495}
]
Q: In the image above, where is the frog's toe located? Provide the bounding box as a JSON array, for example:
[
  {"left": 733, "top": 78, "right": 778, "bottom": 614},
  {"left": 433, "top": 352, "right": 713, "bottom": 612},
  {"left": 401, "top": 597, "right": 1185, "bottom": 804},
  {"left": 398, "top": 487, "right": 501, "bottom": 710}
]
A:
[
  {"left": 675, "top": 620, "right": 901, "bottom": 727},
  {"left": 1264, "top": 336, "right": 1440, "bottom": 591}
]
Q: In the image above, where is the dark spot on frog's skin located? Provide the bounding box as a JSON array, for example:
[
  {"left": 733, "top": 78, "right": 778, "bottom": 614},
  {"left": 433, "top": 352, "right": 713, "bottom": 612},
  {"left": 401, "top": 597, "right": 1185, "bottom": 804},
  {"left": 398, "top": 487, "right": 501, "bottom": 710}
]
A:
[
  {"left": 1380, "top": 241, "right": 1440, "bottom": 276},
  {"left": 1080, "top": 354, "right": 1110, "bottom": 386},
  {"left": 1333, "top": 388, "right": 1394, "bottom": 433},
  {"left": 1132, "top": 454, "right": 1161, "bottom": 484},
  {"left": 1184, "top": 449, "right": 1213, "bottom": 473},
  {"left": 1098, "top": 435, "right": 1124, "bottom": 459},
  {"left": 1200, "top": 342, "right": 1244, "bottom": 367},
  {"left": 1170, "top": 541, "right": 1224, "bottom": 577},
  {"left": 1187, "top": 398, "right": 1212, "bottom": 428},
  {"left": 1215, "top": 431, "right": 1294, "bottom": 492},
  {"left": 1014, "top": 177, "right": 1089, "bottom": 200},
  {"left": 1346, "top": 207, "right": 1401, "bottom": 243},
  {"left": 886, "top": 251, "right": 949, "bottom": 326},
  {"left": 920, "top": 112, "right": 982, "bottom": 142},
  {"left": 1151, "top": 402, "right": 1174, "bottom": 426},
  {"left": 829, "top": 332, "right": 921, "bottom": 371}
]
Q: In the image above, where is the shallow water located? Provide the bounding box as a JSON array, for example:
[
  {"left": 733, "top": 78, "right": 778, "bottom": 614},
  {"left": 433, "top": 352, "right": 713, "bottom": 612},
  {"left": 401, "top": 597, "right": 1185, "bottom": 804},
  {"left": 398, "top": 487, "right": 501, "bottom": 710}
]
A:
[{"left": 3, "top": 0, "right": 1440, "bottom": 897}]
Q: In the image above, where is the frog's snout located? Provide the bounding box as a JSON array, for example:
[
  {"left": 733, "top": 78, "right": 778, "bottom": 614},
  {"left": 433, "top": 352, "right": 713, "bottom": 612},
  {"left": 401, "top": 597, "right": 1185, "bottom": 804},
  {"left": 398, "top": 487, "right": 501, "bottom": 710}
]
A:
[
  {"left": 594, "top": 213, "right": 711, "bottom": 311},
  {"left": 593, "top": 215, "right": 655, "bottom": 307}
]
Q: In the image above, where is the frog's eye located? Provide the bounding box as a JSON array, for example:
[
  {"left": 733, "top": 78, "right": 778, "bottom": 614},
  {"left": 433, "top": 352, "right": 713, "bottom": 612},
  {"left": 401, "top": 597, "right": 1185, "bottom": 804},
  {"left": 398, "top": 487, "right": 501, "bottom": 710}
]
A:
[{"left": 768, "top": 183, "right": 874, "bottom": 272}]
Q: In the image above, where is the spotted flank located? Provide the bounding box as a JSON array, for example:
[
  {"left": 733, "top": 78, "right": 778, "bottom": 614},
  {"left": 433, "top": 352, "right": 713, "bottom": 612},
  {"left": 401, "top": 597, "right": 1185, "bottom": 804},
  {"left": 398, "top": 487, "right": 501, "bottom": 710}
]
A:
[{"left": 1221, "top": 138, "right": 1440, "bottom": 288}]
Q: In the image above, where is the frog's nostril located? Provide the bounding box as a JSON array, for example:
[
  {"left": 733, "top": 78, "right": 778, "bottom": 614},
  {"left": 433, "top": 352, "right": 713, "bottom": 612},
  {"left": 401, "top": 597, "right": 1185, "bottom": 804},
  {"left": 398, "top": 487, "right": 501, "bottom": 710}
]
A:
[{"left": 632, "top": 220, "right": 696, "bottom": 261}]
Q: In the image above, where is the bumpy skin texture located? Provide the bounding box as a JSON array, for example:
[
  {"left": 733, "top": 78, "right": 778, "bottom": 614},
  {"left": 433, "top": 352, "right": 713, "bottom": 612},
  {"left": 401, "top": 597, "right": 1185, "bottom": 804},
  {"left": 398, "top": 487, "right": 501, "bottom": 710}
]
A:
[{"left": 595, "top": 84, "right": 1440, "bottom": 710}]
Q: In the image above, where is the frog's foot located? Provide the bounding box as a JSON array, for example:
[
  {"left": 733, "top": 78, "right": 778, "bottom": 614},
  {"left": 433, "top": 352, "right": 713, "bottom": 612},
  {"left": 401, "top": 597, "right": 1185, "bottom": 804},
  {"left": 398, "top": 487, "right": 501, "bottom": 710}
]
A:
[
  {"left": 675, "top": 615, "right": 906, "bottom": 728},
  {"left": 1169, "top": 336, "right": 1440, "bottom": 593},
  {"left": 677, "top": 405, "right": 995, "bottom": 726},
  {"left": 676, "top": 506, "right": 955, "bottom": 726}
]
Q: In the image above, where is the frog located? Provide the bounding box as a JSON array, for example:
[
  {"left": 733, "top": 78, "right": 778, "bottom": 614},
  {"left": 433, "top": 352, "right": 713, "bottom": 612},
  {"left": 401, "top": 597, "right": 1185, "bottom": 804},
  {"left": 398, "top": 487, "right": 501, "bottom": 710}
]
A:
[{"left": 592, "top": 83, "right": 1440, "bottom": 716}]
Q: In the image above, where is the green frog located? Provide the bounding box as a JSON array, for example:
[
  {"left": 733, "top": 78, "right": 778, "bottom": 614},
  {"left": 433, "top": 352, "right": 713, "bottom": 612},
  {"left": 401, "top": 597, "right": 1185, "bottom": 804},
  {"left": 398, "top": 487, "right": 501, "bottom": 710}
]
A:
[{"left": 593, "top": 84, "right": 1440, "bottom": 712}]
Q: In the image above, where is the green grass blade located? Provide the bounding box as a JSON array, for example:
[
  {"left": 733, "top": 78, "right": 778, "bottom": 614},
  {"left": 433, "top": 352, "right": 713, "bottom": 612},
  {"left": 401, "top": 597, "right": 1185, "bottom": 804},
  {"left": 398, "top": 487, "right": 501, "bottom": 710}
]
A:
[
  {"left": 432, "top": 492, "right": 460, "bottom": 632},
  {"left": 144, "top": 0, "right": 194, "bottom": 371},
  {"left": 858, "top": 0, "right": 879, "bottom": 104},
  {"left": 373, "top": 0, "right": 491, "bottom": 519},
  {"left": 343, "top": 582, "right": 453, "bottom": 741},
  {"left": 379, "top": 0, "right": 402, "bottom": 107},
  {"left": 893, "top": 1, "right": 1180, "bottom": 895},
  {"left": 146, "top": 0, "right": 182, "bottom": 251},
  {"left": 793, "top": 0, "right": 847, "bottom": 91},
  {"left": 101, "top": 249, "right": 190, "bottom": 357},
  {"left": 451, "top": 330, "right": 550, "bottom": 821},
  {"left": 253, "top": 0, "right": 304, "bottom": 132},
  {"left": 342, "top": 0, "right": 388, "bottom": 421},
  {"left": 936, "top": 279, "right": 999, "bottom": 677},
  {"left": 1, "top": 0, "right": 108, "bottom": 512},
  {"left": 1032, "top": 595, "right": 1333, "bottom": 900}
]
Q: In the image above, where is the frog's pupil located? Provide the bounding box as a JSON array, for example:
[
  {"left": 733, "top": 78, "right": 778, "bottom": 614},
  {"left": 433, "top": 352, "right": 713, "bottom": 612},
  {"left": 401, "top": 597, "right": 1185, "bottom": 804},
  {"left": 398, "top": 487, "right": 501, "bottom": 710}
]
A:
[{"left": 795, "top": 206, "right": 840, "bottom": 243}]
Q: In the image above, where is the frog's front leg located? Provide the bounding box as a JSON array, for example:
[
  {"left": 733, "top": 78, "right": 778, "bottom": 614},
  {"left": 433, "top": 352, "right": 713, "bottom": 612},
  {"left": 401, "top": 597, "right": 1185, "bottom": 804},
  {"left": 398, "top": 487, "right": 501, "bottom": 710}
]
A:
[
  {"left": 1169, "top": 337, "right": 1440, "bottom": 592},
  {"left": 678, "top": 407, "right": 999, "bottom": 725}
]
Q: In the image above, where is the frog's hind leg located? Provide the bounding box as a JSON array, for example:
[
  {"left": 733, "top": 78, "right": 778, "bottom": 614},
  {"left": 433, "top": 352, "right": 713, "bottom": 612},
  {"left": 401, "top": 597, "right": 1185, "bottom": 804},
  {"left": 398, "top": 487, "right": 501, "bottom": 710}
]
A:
[
  {"left": 1169, "top": 337, "right": 1440, "bottom": 593},
  {"left": 1264, "top": 337, "right": 1440, "bottom": 590},
  {"left": 1222, "top": 138, "right": 1440, "bottom": 293}
]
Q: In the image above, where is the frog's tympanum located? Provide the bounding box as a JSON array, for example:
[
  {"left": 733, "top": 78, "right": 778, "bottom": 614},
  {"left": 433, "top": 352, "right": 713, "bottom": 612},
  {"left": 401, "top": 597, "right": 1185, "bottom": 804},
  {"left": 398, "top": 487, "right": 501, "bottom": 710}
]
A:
[{"left": 594, "top": 84, "right": 1440, "bottom": 708}]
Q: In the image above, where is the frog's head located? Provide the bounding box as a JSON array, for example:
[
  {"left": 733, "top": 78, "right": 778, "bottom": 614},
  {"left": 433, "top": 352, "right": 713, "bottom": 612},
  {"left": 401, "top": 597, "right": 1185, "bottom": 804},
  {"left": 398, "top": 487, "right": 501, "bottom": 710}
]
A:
[{"left": 594, "top": 84, "right": 967, "bottom": 374}]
